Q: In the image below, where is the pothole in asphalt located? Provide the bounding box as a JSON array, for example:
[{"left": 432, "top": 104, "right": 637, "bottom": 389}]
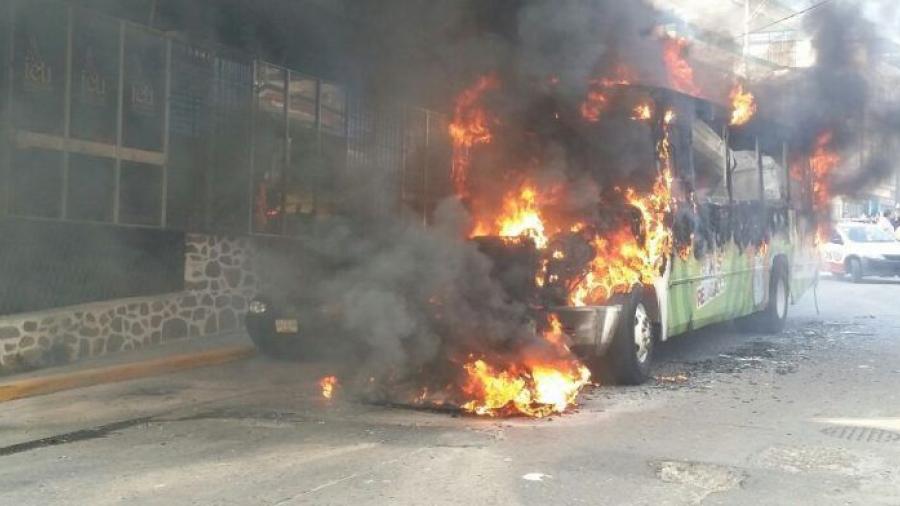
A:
[
  {"left": 821, "top": 426, "right": 900, "bottom": 443},
  {"left": 651, "top": 460, "right": 746, "bottom": 500}
]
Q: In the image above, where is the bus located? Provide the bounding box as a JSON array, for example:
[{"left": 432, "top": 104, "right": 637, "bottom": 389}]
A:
[{"left": 548, "top": 86, "right": 821, "bottom": 385}]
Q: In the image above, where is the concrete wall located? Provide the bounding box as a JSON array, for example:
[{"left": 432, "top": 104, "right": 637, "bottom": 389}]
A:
[{"left": 0, "top": 234, "right": 258, "bottom": 375}]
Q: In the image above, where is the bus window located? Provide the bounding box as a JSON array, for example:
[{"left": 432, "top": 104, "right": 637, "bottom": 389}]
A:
[
  {"left": 759, "top": 139, "right": 788, "bottom": 203},
  {"left": 692, "top": 117, "right": 728, "bottom": 203},
  {"left": 730, "top": 148, "right": 783, "bottom": 201}
]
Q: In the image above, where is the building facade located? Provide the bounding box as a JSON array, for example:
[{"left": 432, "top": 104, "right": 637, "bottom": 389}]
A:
[{"left": 0, "top": 0, "right": 450, "bottom": 374}]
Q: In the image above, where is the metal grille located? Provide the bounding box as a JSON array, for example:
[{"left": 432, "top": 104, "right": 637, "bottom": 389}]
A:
[
  {"left": 0, "top": 218, "right": 185, "bottom": 316},
  {"left": 347, "top": 97, "right": 405, "bottom": 217},
  {"left": 821, "top": 426, "right": 900, "bottom": 443},
  {"left": 208, "top": 53, "right": 253, "bottom": 234}
]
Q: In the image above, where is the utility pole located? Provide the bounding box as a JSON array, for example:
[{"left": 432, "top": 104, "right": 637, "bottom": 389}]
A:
[{"left": 741, "top": 0, "right": 751, "bottom": 76}]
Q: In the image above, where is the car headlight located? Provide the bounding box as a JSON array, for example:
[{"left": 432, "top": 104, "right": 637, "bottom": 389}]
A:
[{"left": 248, "top": 300, "right": 268, "bottom": 314}]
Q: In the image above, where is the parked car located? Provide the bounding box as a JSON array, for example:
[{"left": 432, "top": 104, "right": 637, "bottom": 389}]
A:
[{"left": 822, "top": 222, "right": 900, "bottom": 282}]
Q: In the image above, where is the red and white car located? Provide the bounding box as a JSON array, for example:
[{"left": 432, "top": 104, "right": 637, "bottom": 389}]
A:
[{"left": 822, "top": 221, "right": 900, "bottom": 282}]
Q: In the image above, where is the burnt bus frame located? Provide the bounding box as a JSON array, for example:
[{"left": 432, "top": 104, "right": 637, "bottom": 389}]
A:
[{"left": 553, "top": 86, "right": 801, "bottom": 358}]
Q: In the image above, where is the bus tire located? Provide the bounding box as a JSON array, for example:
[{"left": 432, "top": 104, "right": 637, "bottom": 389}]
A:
[
  {"left": 759, "top": 260, "right": 790, "bottom": 333},
  {"left": 604, "top": 290, "right": 654, "bottom": 385},
  {"left": 735, "top": 260, "right": 789, "bottom": 334},
  {"left": 848, "top": 258, "right": 864, "bottom": 283}
]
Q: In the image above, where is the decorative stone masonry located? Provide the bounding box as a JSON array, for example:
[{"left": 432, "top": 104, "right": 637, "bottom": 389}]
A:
[{"left": 0, "top": 234, "right": 258, "bottom": 375}]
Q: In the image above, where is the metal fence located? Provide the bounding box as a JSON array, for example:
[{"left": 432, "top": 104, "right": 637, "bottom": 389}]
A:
[
  {"left": 0, "top": 0, "right": 452, "bottom": 238},
  {"left": 0, "top": 0, "right": 452, "bottom": 315}
]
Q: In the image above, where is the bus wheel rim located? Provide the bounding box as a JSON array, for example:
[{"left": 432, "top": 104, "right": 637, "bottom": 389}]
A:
[
  {"left": 634, "top": 303, "right": 652, "bottom": 363},
  {"left": 776, "top": 277, "right": 787, "bottom": 320}
]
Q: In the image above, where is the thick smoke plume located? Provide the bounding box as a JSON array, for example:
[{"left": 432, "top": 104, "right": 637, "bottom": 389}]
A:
[
  {"left": 757, "top": 0, "right": 899, "bottom": 197},
  {"left": 280, "top": 0, "right": 677, "bottom": 392},
  {"left": 265, "top": 0, "right": 900, "bottom": 395}
]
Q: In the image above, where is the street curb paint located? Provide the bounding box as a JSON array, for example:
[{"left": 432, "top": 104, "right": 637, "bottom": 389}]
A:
[{"left": 0, "top": 345, "right": 256, "bottom": 402}]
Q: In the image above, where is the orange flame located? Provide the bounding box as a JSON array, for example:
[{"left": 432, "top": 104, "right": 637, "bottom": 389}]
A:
[
  {"left": 810, "top": 131, "right": 839, "bottom": 211},
  {"left": 662, "top": 36, "right": 701, "bottom": 97},
  {"left": 473, "top": 182, "right": 550, "bottom": 249},
  {"left": 449, "top": 75, "right": 500, "bottom": 197},
  {"left": 319, "top": 375, "right": 338, "bottom": 399},
  {"left": 569, "top": 112, "right": 675, "bottom": 306},
  {"left": 460, "top": 359, "right": 591, "bottom": 418},
  {"left": 729, "top": 83, "right": 757, "bottom": 126},
  {"left": 580, "top": 66, "right": 635, "bottom": 122},
  {"left": 632, "top": 102, "right": 653, "bottom": 121},
  {"left": 459, "top": 312, "right": 592, "bottom": 418},
  {"left": 581, "top": 88, "right": 610, "bottom": 122}
]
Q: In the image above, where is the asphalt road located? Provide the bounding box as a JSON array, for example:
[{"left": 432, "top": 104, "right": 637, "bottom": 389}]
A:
[{"left": 1, "top": 276, "right": 899, "bottom": 505}]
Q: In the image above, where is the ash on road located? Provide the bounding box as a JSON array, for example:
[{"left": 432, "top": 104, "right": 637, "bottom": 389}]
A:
[{"left": 1, "top": 277, "right": 899, "bottom": 505}]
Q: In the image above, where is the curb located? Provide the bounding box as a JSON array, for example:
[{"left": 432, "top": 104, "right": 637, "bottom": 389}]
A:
[{"left": 0, "top": 345, "right": 256, "bottom": 403}]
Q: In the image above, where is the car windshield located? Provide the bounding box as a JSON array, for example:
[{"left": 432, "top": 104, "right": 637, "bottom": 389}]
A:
[{"left": 844, "top": 226, "right": 896, "bottom": 243}]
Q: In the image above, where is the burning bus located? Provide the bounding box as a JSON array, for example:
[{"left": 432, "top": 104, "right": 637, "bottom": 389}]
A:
[
  {"left": 244, "top": 77, "right": 822, "bottom": 415},
  {"left": 450, "top": 81, "right": 821, "bottom": 386}
]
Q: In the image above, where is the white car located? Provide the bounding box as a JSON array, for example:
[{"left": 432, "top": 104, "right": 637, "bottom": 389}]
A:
[{"left": 823, "top": 222, "right": 900, "bottom": 282}]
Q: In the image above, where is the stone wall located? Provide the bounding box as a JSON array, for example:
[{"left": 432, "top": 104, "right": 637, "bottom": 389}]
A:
[{"left": 0, "top": 234, "right": 258, "bottom": 375}]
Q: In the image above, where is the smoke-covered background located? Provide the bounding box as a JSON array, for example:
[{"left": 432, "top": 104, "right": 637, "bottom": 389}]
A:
[
  {"left": 242, "top": 0, "right": 683, "bottom": 390},
  {"left": 4, "top": 0, "right": 900, "bottom": 380}
]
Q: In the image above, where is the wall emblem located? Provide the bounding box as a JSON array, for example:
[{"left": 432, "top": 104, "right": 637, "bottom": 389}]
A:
[{"left": 24, "top": 36, "right": 52, "bottom": 92}]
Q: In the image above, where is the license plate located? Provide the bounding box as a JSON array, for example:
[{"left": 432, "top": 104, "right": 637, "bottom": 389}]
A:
[{"left": 275, "top": 319, "right": 299, "bottom": 334}]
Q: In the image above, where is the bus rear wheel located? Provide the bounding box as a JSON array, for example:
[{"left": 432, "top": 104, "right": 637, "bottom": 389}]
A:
[
  {"left": 760, "top": 261, "right": 790, "bottom": 333},
  {"left": 735, "top": 261, "right": 789, "bottom": 334}
]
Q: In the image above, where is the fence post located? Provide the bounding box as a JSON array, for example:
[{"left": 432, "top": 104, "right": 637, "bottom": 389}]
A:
[
  {"left": 113, "top": 20, "right": 125, "bottom": 224},
  {"left": 281, "top": 67, "right": 289, "bottom": 236},
  {"left": 61, "top": 5, "right": 73, "bottom": 220},
  {"left": 423, "top": 109, "right": 430, "bottom": 226},
  {"left": 247, "top": 59, "right": 258, "bottom": 236},
  {"left": 3, "top": 0, "right": 16, "bottom": 217},
  {"left": 161, "top": 37, "right": 171, "bottom": 228}
]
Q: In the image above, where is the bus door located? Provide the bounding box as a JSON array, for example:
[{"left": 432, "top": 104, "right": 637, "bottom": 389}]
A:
[
  {"left": 666, "top": 96, "right": 739, "bottom": 335},
  {"left": 786, "top": 145, "right": 820, "bottom": 300}
]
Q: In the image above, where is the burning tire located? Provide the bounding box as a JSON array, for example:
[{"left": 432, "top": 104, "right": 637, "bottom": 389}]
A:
[{"left": 602, "top": 289, "right": 655, "bottom": 385}]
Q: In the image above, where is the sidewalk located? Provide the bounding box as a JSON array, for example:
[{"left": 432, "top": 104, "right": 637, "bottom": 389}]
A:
[{"left": 0, "top": 332, "right": 255, "bottom": 402}]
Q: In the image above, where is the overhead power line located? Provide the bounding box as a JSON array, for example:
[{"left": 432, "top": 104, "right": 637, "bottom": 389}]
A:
[
  {"left": 734, "top": 0, "right": 834, "bottom": 39},
  {"left": 748, "top": 0, "right": 773, "bottom": 24}
]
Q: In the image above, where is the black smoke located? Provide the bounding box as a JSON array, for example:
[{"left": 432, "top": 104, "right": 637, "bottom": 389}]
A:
[{"left": 757, "top": 1, "right": 899, "bottom": 197}]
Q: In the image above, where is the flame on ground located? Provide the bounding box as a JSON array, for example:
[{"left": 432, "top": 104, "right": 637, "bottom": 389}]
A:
[
  {"left": 662, "top": 36, "right": 701, "bottom": 97},
  {"left": 458, "top": 311, "right": 592, "bottom": 418},
  {"left": 449, "top": 75, "right": 500, "bottom": 197},
  {"left": 729, "top": 83, "right": 757, "bottom": 126},
  {"left": 319, "top": 375, "right": 338, "bottom": 399},
  {"left": 460, "top": 359, "right": 591, "bottom": 418}
]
